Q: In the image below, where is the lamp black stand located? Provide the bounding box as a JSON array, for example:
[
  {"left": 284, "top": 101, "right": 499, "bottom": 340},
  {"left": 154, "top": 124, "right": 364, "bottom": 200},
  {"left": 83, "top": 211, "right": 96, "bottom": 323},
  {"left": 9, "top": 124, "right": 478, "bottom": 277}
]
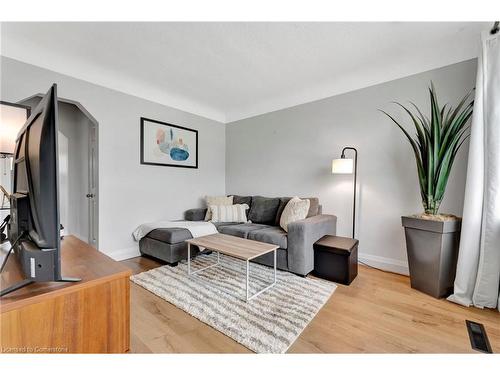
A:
[{"left": 340, "top": 147, "right": 358, "bottom": 238}]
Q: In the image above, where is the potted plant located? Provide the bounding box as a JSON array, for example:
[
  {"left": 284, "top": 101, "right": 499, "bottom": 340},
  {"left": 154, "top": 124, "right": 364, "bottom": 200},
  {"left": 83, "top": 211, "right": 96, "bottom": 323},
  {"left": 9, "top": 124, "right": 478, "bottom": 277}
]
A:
[{"left": 381, "top": 83, "right": 473, "bottom": 298}]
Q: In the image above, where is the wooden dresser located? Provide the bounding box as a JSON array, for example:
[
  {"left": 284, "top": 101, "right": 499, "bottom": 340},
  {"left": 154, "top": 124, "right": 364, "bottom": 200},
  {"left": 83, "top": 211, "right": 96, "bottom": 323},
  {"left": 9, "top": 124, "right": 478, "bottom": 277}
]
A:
[{"left": 0, "top": 236, "right": 131, "bottom": 353}]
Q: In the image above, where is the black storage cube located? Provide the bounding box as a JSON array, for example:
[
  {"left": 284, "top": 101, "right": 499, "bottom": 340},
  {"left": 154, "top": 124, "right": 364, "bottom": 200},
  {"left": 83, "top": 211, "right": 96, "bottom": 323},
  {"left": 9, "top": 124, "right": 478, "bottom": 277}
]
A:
[{"left": 313, "top": 235, "right": 358, "bottom": 285}]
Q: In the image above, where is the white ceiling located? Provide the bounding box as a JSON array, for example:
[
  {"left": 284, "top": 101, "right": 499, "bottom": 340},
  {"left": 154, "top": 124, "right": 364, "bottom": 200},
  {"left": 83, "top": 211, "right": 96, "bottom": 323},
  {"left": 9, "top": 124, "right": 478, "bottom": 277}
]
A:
[{"left": 0, "top": 22, "right": 490, "bottom": 123}]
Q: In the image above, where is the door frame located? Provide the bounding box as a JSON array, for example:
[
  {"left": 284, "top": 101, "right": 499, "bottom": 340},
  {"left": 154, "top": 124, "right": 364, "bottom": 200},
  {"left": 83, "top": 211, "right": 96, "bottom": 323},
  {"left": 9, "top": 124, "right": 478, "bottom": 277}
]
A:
[{"left": 87, "top": 119, "right": 99, "bottom": 248}]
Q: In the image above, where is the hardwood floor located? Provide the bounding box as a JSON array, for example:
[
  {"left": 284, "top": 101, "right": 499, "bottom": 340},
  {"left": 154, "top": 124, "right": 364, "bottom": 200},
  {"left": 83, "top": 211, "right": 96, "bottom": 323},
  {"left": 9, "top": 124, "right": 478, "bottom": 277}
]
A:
[{"left": 122, "top": 256, "right": 499, "bottom": 353}]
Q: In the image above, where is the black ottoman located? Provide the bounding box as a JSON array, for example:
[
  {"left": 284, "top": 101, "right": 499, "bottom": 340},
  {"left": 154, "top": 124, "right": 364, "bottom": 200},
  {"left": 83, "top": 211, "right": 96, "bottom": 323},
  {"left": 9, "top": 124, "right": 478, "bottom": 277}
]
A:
[{"left": 313, "top": 235, "right": 358, "bottom": 285}]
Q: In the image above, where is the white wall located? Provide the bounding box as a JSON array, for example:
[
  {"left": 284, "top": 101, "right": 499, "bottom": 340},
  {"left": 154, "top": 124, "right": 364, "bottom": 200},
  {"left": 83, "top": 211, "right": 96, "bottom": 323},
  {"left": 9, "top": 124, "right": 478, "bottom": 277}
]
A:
[
  {"left": 226, "top": 59, "right": 477, "bottom": 274},
  {"left": 1, "top": 56, "right": 226, "bottom": 260}
]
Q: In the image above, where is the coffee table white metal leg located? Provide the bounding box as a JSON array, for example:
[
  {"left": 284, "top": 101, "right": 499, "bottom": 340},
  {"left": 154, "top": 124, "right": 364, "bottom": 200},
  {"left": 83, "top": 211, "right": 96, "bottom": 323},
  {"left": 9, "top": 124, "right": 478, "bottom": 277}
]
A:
[
  {"left": 246, "top": 248, "right": 277, "bottom": 301},
  {"left": 188, "top": 242, "right": 191, "bottom": 274},
  {"left": 187, "top": 242, "right": 220, "bottom": 276}
]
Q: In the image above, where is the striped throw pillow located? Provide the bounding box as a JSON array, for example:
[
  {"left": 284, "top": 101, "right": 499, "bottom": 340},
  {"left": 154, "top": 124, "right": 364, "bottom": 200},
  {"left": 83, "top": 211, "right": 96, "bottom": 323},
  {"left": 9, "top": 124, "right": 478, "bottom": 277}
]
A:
[
  {"left": 204, "top": 195, "right": 233, "bottom": 220},
  {"left": 209, "top": 204, "right": 249, "bottom": 223}
]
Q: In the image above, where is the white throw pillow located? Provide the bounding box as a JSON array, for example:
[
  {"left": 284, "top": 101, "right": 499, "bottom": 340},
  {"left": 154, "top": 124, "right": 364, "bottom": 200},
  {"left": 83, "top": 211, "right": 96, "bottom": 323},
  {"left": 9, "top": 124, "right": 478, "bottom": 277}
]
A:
[
  {"left": 204, "top": 195, "right": 233, "bottom": 220},
  {"left": 209, "top": 204, "right": 249, "bottom": 223},
  {"left": 280, "top": 197, "right": 310, "bottom": 232}
]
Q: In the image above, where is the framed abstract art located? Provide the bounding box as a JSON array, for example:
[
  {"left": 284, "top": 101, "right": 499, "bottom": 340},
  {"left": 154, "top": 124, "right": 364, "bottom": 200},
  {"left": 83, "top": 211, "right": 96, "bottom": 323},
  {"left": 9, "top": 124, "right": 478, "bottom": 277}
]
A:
[{"left": 140, "top": 117, "right": 198, "bottom": 168}]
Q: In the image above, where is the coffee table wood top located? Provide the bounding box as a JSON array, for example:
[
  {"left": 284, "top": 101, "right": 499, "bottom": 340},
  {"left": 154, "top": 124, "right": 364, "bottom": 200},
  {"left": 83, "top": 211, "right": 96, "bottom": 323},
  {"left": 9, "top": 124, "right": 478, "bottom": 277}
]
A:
[{"left": 186, "top": 233, "right": 278, "bottom": 261}]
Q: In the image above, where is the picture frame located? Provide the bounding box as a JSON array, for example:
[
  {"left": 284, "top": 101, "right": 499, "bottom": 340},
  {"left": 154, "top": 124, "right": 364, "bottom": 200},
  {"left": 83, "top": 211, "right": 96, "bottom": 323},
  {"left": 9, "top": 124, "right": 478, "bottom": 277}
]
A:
[{"left": 140, "top": 117, "right": 198, "bottom": 169}]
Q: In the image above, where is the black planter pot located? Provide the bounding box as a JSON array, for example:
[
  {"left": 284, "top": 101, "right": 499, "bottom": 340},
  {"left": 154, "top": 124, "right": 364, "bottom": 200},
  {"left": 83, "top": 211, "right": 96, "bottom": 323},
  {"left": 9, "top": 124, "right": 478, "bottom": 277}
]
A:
[{"left": 401, "top": 216, "right": 461, "bottom": 298}]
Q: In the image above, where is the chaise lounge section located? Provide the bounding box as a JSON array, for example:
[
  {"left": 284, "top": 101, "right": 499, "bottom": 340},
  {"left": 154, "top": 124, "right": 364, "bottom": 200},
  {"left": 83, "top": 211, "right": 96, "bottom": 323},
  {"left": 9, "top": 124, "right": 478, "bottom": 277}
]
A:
[{"left": 139, "top": 195, "right": 337, "bottom": 276}]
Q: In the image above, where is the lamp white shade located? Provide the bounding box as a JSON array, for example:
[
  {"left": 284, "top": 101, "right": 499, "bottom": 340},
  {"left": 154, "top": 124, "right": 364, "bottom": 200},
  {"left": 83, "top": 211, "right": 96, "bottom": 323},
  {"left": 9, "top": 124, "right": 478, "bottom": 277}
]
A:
[
  {"left": 332, "top": 158, "right": 354, "bottom": 174},
  {"left": 1, "top": 103, "right": 28, "bottom": 154}
]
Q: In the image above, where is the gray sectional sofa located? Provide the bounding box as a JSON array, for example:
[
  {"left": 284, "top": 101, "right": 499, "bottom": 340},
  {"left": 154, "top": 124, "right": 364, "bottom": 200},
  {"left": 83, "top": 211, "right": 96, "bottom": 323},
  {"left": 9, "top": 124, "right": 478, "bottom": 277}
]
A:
[{"left": 139, "top": 195, "right": 337, "bottom": 276}]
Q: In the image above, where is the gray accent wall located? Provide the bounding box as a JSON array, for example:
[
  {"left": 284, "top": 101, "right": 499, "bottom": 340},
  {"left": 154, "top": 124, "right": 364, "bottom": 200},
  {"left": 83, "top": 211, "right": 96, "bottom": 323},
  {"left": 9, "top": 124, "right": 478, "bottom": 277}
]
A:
[
  {"left": 226, "top": 59, "right": 477, "bottom": 274},
  {"left": 1, "top": 56, "right": 226, "bottom": 260}
]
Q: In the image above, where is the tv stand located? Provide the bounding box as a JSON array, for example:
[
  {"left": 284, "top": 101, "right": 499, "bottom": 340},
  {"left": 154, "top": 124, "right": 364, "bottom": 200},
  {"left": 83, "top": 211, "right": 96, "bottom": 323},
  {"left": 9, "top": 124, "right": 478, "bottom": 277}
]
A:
[
  {"left": 58, "top": 276, "right": 82, "bottom": 282},
  {"left": 0, "top": 236, "right": 131, "bottom": 353},
  {"left": 0, "top": 279, "right": 33, "bottom": 297},
  {"left": 0, "top": 276, "right": 82, "bottom": 298}
]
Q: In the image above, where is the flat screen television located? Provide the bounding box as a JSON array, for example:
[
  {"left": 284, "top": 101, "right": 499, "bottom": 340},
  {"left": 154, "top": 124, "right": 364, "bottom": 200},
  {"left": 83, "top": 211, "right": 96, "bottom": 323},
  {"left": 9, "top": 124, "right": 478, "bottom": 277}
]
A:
[{"left": 0, "top": 84, "right": 79, "bottom": 297}]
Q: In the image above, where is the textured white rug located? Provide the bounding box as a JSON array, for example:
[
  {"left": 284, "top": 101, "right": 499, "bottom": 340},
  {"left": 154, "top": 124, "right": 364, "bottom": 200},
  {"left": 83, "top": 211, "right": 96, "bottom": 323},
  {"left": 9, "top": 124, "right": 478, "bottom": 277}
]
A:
[{"left": 130, "top": 253, "right": 336, "bottom": 353}]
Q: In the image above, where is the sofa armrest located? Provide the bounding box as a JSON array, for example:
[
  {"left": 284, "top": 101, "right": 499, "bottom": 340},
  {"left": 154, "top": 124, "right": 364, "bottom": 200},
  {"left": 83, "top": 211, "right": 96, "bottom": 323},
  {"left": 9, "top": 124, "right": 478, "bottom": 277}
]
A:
[
  {"left": 184, "top": 208, "right": 207, "bottom": 221},
  {"left": 287, "top": 214, "right": 337, "bottom": 276}
]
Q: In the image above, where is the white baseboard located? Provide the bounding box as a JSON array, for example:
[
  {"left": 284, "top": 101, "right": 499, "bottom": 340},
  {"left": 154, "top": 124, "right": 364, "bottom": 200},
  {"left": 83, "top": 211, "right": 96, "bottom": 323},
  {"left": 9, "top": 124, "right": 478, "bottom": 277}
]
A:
[
  {"left": 107, "top": 245, "right": 141, "bottom": 261},
  {"left": 358, "top": 253, "right": 409, "bottom": 276},
  {"left": 62, "top": 231, "right": 86, "bottom": 243},
  {"left": 72, "top": 233, "right": 88, "bottom": 243}
]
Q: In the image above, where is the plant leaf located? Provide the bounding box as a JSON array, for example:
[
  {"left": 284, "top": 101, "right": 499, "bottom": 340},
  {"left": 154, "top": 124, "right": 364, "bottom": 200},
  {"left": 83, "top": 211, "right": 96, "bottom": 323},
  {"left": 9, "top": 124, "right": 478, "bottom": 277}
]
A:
[{"left": 382, "top": 83, "right": 474, "bottom": 214}]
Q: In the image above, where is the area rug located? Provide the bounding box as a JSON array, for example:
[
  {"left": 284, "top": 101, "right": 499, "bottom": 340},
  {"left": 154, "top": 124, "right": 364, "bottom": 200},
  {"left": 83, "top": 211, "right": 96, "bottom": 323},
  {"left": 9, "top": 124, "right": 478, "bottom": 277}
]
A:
[{"left": 130, "top": 253, "right": 336, "bottom": 353}]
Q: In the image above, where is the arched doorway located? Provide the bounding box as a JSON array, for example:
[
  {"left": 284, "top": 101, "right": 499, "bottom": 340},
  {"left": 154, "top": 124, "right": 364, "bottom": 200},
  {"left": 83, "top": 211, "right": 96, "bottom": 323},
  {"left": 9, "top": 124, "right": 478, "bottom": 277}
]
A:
[{"left": 19, "top": 94, "right": 99, "bottom": 249}]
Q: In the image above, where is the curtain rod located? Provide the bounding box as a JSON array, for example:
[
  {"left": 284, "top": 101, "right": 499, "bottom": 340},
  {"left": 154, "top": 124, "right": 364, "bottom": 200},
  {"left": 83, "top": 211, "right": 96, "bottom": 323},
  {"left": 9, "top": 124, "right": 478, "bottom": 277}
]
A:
[{"left": 491, "top": 21, "right": 499, "bottom": 35}]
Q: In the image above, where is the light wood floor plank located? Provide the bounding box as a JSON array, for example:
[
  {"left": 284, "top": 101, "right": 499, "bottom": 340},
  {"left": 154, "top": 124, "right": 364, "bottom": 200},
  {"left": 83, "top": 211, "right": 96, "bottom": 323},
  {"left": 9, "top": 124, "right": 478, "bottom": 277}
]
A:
[{"left": 122, "top": 256, "right": 499, "bottom": 353}]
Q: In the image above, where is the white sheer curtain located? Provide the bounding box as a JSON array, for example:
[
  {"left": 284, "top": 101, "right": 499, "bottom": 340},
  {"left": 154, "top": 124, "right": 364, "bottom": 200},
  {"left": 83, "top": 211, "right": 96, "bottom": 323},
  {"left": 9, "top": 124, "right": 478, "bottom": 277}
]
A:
[{"left": 448, "top": 30, "right": 500, "bottom": 310}]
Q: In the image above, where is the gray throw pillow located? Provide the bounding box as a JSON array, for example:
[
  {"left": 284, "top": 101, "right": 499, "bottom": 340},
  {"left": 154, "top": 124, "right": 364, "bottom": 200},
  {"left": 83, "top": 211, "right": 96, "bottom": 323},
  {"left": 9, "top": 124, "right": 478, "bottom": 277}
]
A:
[
  {"left": 232, "top": 195, "right": 252, "bottom": 207},
  {"left": 231, "top": 195, "right": 252, "bottom": 216},
  {"left": 248, "top": 196, "right": 280, "bottom": 224},
  {"left": 274, "top": 197, "right": 292, "bottom": 226},
  {"left": 303, "top": 197, "right": 320, "bottom": 217}
]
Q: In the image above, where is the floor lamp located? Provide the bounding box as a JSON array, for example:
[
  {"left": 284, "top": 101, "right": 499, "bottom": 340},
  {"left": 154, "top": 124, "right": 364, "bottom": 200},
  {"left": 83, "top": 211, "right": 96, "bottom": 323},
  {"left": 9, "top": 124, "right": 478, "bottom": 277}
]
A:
[{"left": 332, "top": 146, "right": 358, "bottom": 238}]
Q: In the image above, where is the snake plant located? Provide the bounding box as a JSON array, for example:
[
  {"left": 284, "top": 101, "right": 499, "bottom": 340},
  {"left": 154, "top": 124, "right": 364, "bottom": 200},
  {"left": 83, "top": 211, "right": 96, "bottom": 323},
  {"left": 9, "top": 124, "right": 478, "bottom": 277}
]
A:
[{"left": 381, "top": 83, "right": 474, "bottom": 215}]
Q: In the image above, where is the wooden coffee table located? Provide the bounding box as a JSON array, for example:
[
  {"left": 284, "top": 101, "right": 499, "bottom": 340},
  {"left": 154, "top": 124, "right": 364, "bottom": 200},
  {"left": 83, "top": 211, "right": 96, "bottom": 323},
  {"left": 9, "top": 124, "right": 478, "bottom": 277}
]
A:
[{"left": 185, "top": 233, "right": 278, "bottom": 301}]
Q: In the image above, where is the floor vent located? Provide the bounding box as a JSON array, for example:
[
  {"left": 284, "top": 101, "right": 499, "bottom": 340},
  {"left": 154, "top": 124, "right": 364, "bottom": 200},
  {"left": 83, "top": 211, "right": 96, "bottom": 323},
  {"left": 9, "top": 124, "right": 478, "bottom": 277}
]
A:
[{"left": 466, "top": 320, "right": 493, "bottom": 353}]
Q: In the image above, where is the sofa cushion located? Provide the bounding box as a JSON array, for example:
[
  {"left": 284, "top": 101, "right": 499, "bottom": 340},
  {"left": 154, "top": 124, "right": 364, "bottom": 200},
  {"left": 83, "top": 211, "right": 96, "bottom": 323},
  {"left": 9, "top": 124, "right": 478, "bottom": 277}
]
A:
[
  {"left": 232, "top": 195, "right": 252, "bottom": 216},
  {"left": 218, "top": 223, "right": 271, "bottom": 238},
  {"left": 274, "top": 197, "right": 292, "bottom": 225},
  {"left": 303, "top": 197, "right": 320, "bottom": 217},
  {"left": 146, "top": 228, "right": 192, "bottom": 244},
  {"left": 185, "top": 208, "right": 208, "bottom": 221},
  {"left": 248, "top": 196, "right": 281, "bottom": 224},
  {"left": 232, "top": 195, "right": 252, "bottom": 207},
  {"left": 212, "top": 222, "right": 241, "bottom": 230},
  {"left": 248, "top": 226, "right": 288, "bottom": 249}
]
